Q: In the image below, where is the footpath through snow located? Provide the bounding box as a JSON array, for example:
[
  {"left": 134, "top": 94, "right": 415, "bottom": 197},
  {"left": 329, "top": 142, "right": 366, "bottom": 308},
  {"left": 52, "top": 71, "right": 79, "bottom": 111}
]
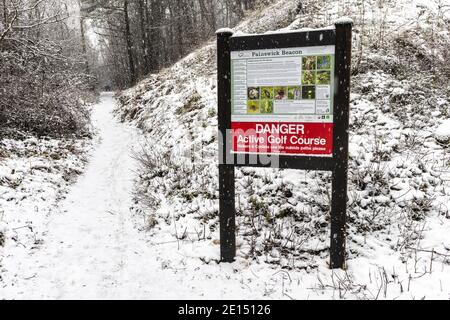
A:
[
  {"left": 1, "top": 94, "right": 160, "bottom": 298},
  {"left": 1, "top": 93, "right": 289, "bottom": 299},
  {"left": 1, "top": 93, "right": 152, "bottom": 298}
]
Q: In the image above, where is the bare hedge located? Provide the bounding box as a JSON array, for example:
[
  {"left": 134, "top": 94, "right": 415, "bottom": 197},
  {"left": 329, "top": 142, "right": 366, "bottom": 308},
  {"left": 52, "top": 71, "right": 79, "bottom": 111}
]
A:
[{"left": 0, "top": 34, "right": 96, "bottom": 138}]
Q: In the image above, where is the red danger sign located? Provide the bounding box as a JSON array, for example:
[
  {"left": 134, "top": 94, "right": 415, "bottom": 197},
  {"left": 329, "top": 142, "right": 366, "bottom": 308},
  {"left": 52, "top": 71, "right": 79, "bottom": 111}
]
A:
[{"left": 232, "top": 122, "right": 333, "bottom": 156}]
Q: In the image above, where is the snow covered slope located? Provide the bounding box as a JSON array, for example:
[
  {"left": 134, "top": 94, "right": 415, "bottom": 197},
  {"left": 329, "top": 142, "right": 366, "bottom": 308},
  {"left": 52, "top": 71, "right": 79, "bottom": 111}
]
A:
[
  {"left": 116, "top": 0, "right": 450, "bottom": 299},
  {"left": 0, "top": 133, "right": 91, "bottom": 284}
]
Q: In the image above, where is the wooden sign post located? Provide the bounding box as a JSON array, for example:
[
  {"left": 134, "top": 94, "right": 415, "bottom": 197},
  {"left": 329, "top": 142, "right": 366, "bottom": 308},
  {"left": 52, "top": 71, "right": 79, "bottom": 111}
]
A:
[{"left": 217, "top": 20, "right": 352, "bottom": 269}]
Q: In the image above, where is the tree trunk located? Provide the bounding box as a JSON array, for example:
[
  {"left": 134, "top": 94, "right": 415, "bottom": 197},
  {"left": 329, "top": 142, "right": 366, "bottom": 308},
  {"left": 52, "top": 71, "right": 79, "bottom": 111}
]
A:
[
  {"left": 198, "top": 0, "right": 216, "bottom": 35},
  {"left": 2, "top": 0, "right": 7, "bottom": 26},
  {"left": 176, "top": 1, "right": 184, "bottom": 59},
  {"left": 79, "top": 17, "right": 90, "bottom": 75},
  {"left": 138, "top": 0, "right": 149, "bottom": 76},
  {"left": 124, "top": 0, "right": 136, "bottom": 84}
]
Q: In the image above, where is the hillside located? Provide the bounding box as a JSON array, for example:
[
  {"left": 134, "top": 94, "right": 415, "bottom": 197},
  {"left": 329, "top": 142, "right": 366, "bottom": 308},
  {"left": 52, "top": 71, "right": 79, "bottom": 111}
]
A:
[{"left": 116, "top": 0, "right": 450, "bottom": 299}]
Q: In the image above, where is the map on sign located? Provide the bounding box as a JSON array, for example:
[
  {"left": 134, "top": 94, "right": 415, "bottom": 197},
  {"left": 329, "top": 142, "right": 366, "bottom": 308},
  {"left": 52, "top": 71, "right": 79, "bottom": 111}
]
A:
[{"left": 231, "top": 45, "right": 335, "bottom": 157}]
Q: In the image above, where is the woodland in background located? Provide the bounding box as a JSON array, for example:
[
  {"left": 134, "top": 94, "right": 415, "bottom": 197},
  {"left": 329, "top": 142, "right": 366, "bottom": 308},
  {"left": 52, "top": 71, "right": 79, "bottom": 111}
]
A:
[
  {"left": 0, "top": 0, "right": 269, "bottom": 137},
  {"left": 82, "top": 0, "right": 265, "bottom": 89}
]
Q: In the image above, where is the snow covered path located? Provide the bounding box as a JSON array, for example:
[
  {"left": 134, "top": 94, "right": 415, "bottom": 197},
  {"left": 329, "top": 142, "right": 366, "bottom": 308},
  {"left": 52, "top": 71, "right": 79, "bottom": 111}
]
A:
[
  {"left": 2, "top": 93, "right": 175, "bottom": 299},
  {"left": 2, "top": 93, "right": 150, "bottom": 298},
  {"left": 1, "top": 93, "right": 272, "bottom": 300}
]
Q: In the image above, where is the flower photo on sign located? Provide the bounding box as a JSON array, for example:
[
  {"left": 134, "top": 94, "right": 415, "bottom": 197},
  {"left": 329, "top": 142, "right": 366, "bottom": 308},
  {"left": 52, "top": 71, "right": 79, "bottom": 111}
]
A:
[
  {"left": 302, "top": 71, "right": 316, "bottom": 85},
  {"left": 317, "top": 55, "right": 332, "bottom": 70},
  {"left": 302, "top": 85, "right": 316, "bottom": 99},
  {"left": 302, "top": 56, "right": 316, "bottom": 70},
  {"left": 274, "top": 86, "right": 288, "bottom": 100},
  {"left": 247, "top": 87, "right": 260, "bottom": 100},
  {"left": 261, "top": 87, "right": 274, "bottom": 99},
  {"left": 247, "top": 100, "right": 260, "bottom": 114},
  {"left": 288, "top": 86, "right": 302, "bottom": 100},
  {"left": 260, "top": 100, "right": 274, "bottom": 114},
  {"left": 317, "top": 71, "right": 331, "bottom": 84}
]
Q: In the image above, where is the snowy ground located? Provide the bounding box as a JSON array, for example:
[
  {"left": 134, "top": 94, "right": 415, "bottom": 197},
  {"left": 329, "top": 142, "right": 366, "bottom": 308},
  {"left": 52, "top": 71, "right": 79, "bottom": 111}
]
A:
[
  {"left": 1, "top": 0, "right": 450, "bottom": 300},
  {"left": 1, "top": 94, "right": 449, "bottom": 299}
]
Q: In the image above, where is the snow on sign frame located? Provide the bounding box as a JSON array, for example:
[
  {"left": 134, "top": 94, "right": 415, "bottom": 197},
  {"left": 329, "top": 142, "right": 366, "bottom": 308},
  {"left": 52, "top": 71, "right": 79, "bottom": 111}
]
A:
[
  {"left": 230, "top": 45, "right": 335, "bottom": 157},
  {"left": 217, "top": 20, "right": 352, "bottom": 269}
]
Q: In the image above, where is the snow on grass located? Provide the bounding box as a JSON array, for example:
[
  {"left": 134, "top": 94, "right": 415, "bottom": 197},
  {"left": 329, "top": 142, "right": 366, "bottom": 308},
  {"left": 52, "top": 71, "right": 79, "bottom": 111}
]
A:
[
  {"left": 0, "top": 133, "right": 92, "bottom": 287},
  {"left": 115, "top": 0, "right": 450, "bottom": 299}
]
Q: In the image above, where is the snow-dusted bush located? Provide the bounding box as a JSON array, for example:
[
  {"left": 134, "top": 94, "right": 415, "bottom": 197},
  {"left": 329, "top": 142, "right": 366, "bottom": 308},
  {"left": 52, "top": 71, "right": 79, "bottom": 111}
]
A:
[
  {"left": 435, "top": 119, "right": 450, "bottom": 145},
  {"left": 0, "top": 1, "right": 96, "bottom": 138},
  {"left": 0, "top": 40, "right": 95, "bottom": 138}
]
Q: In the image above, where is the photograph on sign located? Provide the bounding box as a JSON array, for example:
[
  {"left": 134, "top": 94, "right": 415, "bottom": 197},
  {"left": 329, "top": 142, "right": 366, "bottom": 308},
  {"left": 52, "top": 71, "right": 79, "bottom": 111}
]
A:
[{"left": 231, "top": 46, "right": 335, "bottom": 157}]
